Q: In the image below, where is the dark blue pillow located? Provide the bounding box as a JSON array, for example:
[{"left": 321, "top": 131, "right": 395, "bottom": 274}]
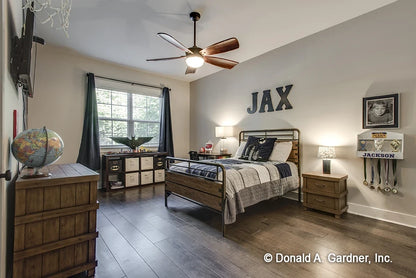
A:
[{"left": 240, "top": 136, "right": 276, "bottom": 161}]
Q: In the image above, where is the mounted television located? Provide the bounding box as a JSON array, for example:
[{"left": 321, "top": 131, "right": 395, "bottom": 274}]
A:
[{"left": 11, "top": 8, "right": 43, "bottom": 98}]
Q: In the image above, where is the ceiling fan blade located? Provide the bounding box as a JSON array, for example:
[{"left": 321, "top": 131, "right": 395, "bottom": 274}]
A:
[
  {"left": 185, "top": 67, "right": 197, "bottom": 74},
  {"left": 157, "top": 32, "right": 193, "bottom": 54},
  {"left": 146, "top": 56, "right": 185, "bottom": 61},
  {"left": 204, "top": 56, "right": 239, "bottom": 69},
  {"left": 200, "top": 37, "right": 239, "bottom": 56}
]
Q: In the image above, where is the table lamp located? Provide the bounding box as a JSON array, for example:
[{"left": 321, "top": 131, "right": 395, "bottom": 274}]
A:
[
  {"left": 215, "top": 126, "right": 234, "bottom": 153},
  {"left": 318, "top": 146, "right": 336, "bottom": 174}
]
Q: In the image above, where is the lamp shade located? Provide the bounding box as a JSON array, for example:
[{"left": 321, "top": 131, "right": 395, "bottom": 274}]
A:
[
  {"left": 215, "top": 126, "right": 234, "bottom": 138},
  {"left": 318, "top": 146, "right": 336, "bottom": 159},
  {"left": 185, "top": 55, "right": 204, "bottom": 68}
]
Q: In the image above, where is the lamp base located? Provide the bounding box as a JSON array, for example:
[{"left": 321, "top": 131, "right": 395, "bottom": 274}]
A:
[{"left": 323, "top": 160, "right": 331, "bottom": 174}]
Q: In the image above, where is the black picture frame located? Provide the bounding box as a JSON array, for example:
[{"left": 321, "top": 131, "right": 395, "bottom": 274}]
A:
[{"left": 363, "top": 93, "right": 399, "bottom": 129}]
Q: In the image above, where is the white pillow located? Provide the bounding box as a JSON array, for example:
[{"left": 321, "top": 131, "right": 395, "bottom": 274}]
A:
[
  {"left": 269, "top": 141, "right": 293, "bottom": 162},
  {"left": 234, "top": 141, "right": 247, "bottom": 158}
]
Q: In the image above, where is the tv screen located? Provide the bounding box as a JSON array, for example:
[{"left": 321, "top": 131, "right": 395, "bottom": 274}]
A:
[{"left": 18, "top": 8, "right": 35, "bottom": 97}]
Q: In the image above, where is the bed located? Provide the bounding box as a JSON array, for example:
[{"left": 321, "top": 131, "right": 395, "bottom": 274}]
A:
[{"left": 165, "top": 129, "right": 301, "bottom": 236}]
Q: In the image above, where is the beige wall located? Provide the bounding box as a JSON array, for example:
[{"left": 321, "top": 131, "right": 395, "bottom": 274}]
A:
[
  {"left": 190, "top": 0, "right": 416, "bottom": 227},
  {"left": 1, "top": 0, "right": 23, "bottom": 277},
  {"left": 29, "top": 44, "right": 190, "bottom": 164}
]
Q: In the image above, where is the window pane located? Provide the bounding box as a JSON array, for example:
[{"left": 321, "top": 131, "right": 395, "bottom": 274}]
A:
[
  {"left": 98, "top": 120, "right": 113, "bottom": 145},
  {"left": 147, "top": 99, "right": 160, "bottom": 121},
  {"left": 97, "top": 104, "right": 111, "bottom": 118},
  {"left": 133, "top": 122, "right": 159, "bottom": 146},
  {"left": 112, "top": 105, "right": 127, "bottom": 119},
  {"left": 148, "top": 123, "right": 160, "bottom": 145},
  {"left": 133, "top": 107, "right": 146, "bottom": 121},
  {"left": 96, "top": 89, "right": 111, "bottom": 104},
  {"left": 132, "top": 95, "right": 160, "bottom": 121},
  {"left": 113, "top": 121, "right": 128, "bottom": 137},
  {"left": 133, "top": 122, "right": 147, "bottom": 137},
  {"left": 112, "top": 91, "right": 128, "bottom": 105},
  {"left": 133, "top": 94, "right": 146, "bottom": 108}
]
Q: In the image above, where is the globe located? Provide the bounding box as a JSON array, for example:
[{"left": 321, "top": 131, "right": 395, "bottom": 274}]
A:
[{"left": 11, "top": 127, "right": 64, "bottom": 177}]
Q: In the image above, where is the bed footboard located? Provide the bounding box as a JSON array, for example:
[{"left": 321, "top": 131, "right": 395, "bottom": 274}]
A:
[{"left": 165, "top": 157, "right": 226, "bottom": 235}]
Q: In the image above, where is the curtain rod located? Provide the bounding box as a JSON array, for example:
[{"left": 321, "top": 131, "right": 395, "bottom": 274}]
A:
[{"left": 94, "top": 75, "right": 165, "bottom": 90}]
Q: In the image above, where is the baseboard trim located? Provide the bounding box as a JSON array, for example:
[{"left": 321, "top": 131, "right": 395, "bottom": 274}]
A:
[
  {"left": 283, "top": 191, "right": 416, "bottom": 228},
  {"left": 347, "top": 202, "right": 416, "bottom": 229}
]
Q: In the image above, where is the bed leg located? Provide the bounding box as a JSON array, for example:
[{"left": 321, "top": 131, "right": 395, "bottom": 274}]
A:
[
  {"left": 222, "top": 214, "right": 225, "bottom": 237},
  {"left": 165, "top": 191, "right": 171, "bottom": 207}
]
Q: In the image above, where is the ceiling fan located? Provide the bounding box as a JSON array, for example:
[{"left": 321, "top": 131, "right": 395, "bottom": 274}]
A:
[{"left": 146, "top": 11, "right": 240, "bottom": 74}]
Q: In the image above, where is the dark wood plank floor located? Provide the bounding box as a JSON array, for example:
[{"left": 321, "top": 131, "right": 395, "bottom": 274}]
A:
[{"left": 96, "top": 184, "right": 416, "bottom": 278}]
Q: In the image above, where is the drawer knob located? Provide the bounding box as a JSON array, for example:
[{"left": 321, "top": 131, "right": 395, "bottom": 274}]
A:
[{"left": 315, "top": 199, "right": 325, "bottom": 203}]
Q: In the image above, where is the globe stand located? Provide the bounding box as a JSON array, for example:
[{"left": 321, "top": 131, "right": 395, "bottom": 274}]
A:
[{"left": 21, "top": 168, "right": 51, "bottom": 179}]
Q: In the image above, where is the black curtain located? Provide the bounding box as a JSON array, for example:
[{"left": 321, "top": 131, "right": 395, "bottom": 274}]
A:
[
  {"left": 76, "top": 73, "right": 100, "bottom": 170},
  {"left": 158, "top": 87, "right": 174, "bottom": 157}
]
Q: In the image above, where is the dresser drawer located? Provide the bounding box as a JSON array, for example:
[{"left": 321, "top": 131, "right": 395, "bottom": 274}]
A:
[
  {"left": 305, "top": 178, "right": 336, "bottom": 193},
  {"left": 108, "top": 158, "right": 122, "bottom": 172},
  {"left": 141, "top": 157, "right": 154, "bottom": 170},
  {"left": 305, "top": 193, "right": 336, "bottom": 209},
  {"left": 141, "top": 171, "right": 153, "bottom": 185},
  {"left": 125, "top": 158, "right": 140, "bottom": 172},
  {"left": 304, "top": 192, "right": 347, "bottom": 211},
  {"left": 154, "top": 169, "right": 165, "bottom": 183},
  {"left": 304, "top": 177, "right": 346, "bottom": 194},
  {"left": 125, "top": 172, "right": 139, "bottom": 187},
  {"left": 154, "top": 156, "right": 165, "bottom": 169}
]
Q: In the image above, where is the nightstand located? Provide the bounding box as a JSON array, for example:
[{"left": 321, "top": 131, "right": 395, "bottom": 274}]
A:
[{"left": 302, "top": 172, "right": 348, "bottom": 218}]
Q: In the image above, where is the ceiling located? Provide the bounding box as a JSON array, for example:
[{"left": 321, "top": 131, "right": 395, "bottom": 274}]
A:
[{"left": 34, "top": 0, "right": 396, "bottom": 82}]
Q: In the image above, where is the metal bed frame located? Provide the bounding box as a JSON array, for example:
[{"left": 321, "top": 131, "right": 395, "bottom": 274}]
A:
[{"left": 165, "top": 128, "right": 301, "bottom": 236}]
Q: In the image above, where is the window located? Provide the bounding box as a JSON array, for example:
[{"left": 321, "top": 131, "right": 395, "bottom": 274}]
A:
[{"left": 96, "top": 88, "right": 161, "bottom": 147}]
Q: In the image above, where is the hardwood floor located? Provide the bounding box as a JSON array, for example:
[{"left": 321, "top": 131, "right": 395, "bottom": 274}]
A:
[{"left": 96, "top": 184, "right": 416, "bottom": 278}]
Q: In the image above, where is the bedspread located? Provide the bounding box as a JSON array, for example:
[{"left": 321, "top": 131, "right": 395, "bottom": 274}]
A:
[{"left": 169, "top": 159, "right": 299, "bottom": 224}]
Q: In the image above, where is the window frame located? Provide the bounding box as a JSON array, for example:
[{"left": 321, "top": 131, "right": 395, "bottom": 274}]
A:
[{"left": 96, "top": 87, "right": 161, "bottom": 148}]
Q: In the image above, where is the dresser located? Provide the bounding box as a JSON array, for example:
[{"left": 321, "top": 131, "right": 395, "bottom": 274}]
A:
[
  {"left": 13, "top": 163, "right": 99, "bottom": 278},
  {"left": 101, "top": 152, "right": 167, "bottom": 191},
  {"left": 302, "top": 172, "right": 348, "bottom": 218}
]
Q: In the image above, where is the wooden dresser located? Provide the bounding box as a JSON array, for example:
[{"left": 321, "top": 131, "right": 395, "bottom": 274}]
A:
[
  {"left": 302, "top": 172, "right": 348, "bottom": 218},
  {"left": 13, "top": 163, "right": 99, "bottom": 278}
]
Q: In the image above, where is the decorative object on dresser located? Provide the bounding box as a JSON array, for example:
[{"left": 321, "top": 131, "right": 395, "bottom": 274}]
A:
[
  {"left": 13, "top": 164, "right": 99, "bottom": 278},
  {"left": 110, "top": 136, "right": 153, "bottom": 151},
  {"left": 215, "top": 126, "right": 234, "bottom": 154},
  {"left": 317, "top": 146, "right": 336, "bottom": 174},
  {"left": 11, "top": 127, "right": 64, "bottom": 178},
  {"left": 362, "top": 93, "right": 399, "bottom": 129},
  {"left": 101, "top": 152, "right": 167, "bottom": 191},
  {"left": 302, "top": 172, "right": 348, "bottom": 218},
  {"left": 165, "top": 129, "right": 301, "bottom": 236}
]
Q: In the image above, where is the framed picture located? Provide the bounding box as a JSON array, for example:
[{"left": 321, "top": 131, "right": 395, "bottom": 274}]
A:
[{"left": 363, "top": 93, "right": 399, "bottom": 129}]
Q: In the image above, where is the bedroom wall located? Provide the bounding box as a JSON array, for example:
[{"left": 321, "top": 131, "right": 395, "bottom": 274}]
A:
[
  {"left": 28, "top": 44, "right": 190, "bottom": 163},
  {"left": 190, "top": 0, "right": 416, "bottom": 227},
  {"left": 1, "top": 0, "right": 23, "bottom": 277}
]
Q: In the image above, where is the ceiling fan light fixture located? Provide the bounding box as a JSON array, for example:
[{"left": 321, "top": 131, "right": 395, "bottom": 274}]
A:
[{"left": 185, "top": 54, "right": 204, "bottom": 68}]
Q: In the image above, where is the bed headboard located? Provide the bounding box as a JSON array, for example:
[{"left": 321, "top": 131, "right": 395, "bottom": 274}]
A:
[{"left": 238, "top": 128, "right": 300, "bottom": 167}]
